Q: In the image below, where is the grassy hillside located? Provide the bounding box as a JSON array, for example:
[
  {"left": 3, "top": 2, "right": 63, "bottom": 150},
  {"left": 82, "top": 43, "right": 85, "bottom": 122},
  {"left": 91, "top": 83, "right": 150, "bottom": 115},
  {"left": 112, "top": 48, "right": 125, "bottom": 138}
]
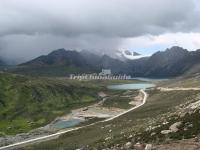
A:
[
  {"left": 159, "top": 74, "right": 200, "bottom": 88},
  {"left": 23, "top": 88, "right": 200, "bottom": 150},
  {"left": 0, "top": 73, "right": 139, "bottom": 136},
  {"left": 1, "top": 65, "right": 87, "bottom": 77},
  {"left": 0, "top": 73, "right": 102, "bottom": 135}
]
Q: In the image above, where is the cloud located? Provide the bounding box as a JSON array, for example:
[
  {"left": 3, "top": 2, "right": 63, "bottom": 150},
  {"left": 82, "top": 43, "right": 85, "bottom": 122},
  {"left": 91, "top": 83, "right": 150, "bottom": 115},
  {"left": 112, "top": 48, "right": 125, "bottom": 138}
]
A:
[
  {"left": 120, "top": 33, "right": 200, "bottom": 55},
  {"left": 0, "top": 34, "right": 122, "bottom": 63},
  {"left": 0, "top": 0, "right": 200, "bottom": 63},
  {"left": 0, "top": 0, "right": 199, "bottom": 37}
]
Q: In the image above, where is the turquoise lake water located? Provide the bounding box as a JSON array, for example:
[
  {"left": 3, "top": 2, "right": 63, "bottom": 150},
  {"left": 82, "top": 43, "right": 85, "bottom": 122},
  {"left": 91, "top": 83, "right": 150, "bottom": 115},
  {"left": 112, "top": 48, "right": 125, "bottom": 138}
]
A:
[
  {"left": 107, "top": 83, "right": 155, "bottom": 90},
  {"left": 51, "top": 118, "right": 84, "bottom": 129}
]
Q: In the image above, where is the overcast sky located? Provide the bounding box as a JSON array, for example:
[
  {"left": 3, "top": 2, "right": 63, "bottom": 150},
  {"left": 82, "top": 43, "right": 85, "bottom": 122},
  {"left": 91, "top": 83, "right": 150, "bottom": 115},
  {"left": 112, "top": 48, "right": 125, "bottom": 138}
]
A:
[{"left": 1, "top": 0, "right": 200, "bottom": 63}]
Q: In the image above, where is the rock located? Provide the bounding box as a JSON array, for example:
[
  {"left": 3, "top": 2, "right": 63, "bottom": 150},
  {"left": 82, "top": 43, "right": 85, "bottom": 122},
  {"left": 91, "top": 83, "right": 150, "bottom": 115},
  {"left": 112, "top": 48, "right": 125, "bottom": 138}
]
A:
[
  {"left": 188, "top": 123, "right": 193, "bottom": 128},
  {"left": 120, "top": 131, "right": 124, "bottom": 135},
  {"left": 179, "top": 112, "right": 186, "bottom": 118},
  {"left": 161, "top": 130, "right": 172, "bottom": 135},
  {"left": 124, "top": 142, "right": 132, "bottom": 149},
  {"left": 134, "top": 142, "right": 144, "bottom": 150},
  {"left": 169, "top": 122, "right": 182, "bottom": 132},
  {"left": 128, "top": 134, "right": 133, "bottom": 139},
  {"left": 150, "top": 132, "right": 156, "bottom": 136},
  {"left": 162, "top": 121, "right": 169, "bottom": 125},
  {"left": 145, "top": 144, "right": 153, "bottom": 150},
  {"left": 194, "top": 137, "right": 199, "bottom": 142},
  {"left": 116, "top": 144, "right": 120, "bottom": 147},
  {"left": 109, "top": 129, "right": 112, "bottom": 133},
  {"left": 105, "top": 137, "right": 111, "bottom": 141},
  {"left": 184, "top": 127, "right": 188, "bottom": 131}
]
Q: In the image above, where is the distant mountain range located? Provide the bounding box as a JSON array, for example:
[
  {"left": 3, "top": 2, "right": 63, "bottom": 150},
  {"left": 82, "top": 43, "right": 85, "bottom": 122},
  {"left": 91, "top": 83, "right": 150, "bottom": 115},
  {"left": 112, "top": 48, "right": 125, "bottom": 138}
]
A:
[
  {"left": 130, "top": 46, "right": 200, "bottom": 77},
  {"left": 18, "top": 48, "right": 130, "bottom": 76},
  {"left": 2, "top": 46, "right": 200, "bottom": 77}
]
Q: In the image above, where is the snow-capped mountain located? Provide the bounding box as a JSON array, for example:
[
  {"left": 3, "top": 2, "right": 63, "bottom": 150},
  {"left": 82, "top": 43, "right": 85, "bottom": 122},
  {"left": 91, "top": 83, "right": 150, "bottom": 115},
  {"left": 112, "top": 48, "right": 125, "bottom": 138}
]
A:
[
  {"left": 82, "top": 49, "right": 146, "bottom": 61},
  {"left": 115, "top": 49, "right": 146, "bottom": 61}
]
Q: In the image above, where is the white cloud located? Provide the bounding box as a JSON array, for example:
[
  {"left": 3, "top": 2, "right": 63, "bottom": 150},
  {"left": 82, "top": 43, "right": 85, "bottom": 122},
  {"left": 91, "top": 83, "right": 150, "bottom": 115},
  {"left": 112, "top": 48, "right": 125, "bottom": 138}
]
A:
[{"left": 120, "top": 33, "right": 200, "bottom": 54}]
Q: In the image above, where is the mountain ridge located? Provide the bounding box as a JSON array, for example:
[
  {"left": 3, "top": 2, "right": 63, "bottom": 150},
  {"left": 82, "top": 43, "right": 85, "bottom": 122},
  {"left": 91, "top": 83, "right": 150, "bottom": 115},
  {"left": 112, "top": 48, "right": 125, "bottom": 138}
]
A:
[{"left": 4, "top": 46, "right": 200, "bottom": 77}]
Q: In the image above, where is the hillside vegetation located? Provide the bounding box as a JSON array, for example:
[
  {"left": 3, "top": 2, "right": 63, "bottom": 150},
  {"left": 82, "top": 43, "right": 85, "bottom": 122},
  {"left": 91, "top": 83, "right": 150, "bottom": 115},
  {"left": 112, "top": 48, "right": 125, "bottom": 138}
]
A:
[
  {"left": 23, "top": 87, "right": 200, "bottom": 149},
  {"left": 19, "top": 75, "right": 200, "bottom": 149},
  {"left": 159, "top": 74, "right": 200, "bottom": 88},
  {"left": 0, "top": 73, "right": 101, "bottom": 135}
]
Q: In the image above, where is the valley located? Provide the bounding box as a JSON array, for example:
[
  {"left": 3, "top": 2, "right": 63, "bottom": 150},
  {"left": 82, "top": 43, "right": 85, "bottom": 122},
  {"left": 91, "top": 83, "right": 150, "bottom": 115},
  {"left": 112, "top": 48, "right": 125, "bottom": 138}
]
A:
[
  {"left": 1, "top": 72, "right": 200, "bottom": 150},
  {"left": 0, "top": 46, "right": 200, "bottom": 150},
  {"left": 16, "top": 76, "right": 200, "bottom": 150},
  {"left": 0, "top": 72, "right": 149, "bottom": 149},
  {"left": 2, "top": 1, "right": 200, "bottom": 149},
  {"left": 1, "top": 61, "right": 200, "bottom": 150}
]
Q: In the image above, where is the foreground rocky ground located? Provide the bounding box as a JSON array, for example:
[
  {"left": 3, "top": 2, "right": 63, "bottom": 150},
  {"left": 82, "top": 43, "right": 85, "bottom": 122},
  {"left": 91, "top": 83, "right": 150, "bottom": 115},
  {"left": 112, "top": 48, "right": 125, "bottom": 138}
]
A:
[
  {"left": 13, "top": 88, "right": 199, "bottom": 150},
  {"left": 103, "top": 88, "right": 200, "bottom": 150}
]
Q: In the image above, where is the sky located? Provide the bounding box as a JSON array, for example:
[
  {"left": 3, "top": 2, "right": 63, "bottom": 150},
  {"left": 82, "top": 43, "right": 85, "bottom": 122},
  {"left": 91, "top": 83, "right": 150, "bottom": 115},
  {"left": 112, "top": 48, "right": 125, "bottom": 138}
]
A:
[{"left": 1, "top": 0, "right": 200, "bottom": 63}]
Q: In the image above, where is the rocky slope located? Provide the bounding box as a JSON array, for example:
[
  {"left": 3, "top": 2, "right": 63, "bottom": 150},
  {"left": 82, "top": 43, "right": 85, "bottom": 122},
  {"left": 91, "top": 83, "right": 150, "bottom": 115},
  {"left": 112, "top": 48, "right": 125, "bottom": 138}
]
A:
[{"left": 129, "top": 46, "right": 200, "bottom": 77}]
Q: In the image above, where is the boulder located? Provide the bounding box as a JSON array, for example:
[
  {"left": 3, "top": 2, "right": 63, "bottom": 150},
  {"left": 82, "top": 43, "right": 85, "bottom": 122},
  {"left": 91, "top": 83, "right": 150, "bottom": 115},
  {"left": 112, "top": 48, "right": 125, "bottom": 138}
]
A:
[
  {"left": 134, "top": 142, "right": 144, "bottom": 150},
  {"left": 125, "top": 142, "right": 132, "bottom": 149},
  {"left": 161, "top": 130, "right": 172, "bottom": 135},
  {"left": 145, "top": 144, "right": 153, "bottom": 150}
]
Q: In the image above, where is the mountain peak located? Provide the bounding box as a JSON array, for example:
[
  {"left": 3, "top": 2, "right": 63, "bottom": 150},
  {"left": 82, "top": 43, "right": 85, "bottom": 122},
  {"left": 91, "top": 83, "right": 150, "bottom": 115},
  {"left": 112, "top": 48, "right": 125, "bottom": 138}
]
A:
[
  {"left": 166, "top": 46, "right": 188, "bottom": 53},
  {"left": 48, "top": 48, "right": 67, "bottom": 55}
]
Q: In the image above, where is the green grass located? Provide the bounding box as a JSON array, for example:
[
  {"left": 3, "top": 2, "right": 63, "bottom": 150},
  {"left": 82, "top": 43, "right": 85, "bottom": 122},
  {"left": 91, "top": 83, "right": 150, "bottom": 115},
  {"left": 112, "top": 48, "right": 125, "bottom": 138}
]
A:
[
  {"left": 1, "top": 65, "right": 84, "bottom": 77},
  {"left": 0, "top": 72, "right": 139, "bottom": 136},
  {"left": 0, "top": 73, "right": 102, "bottom": 135},
  {"left": 103, "top": 97, "right": 133, "bottom": 109},
  {"left": 102, "top": 91, "right": 138, "bottom": 109},
  {"left": 23, "top": 89, "right": 200, "bottom": 150},
  {"left": 159, "top": 74, "right": 200, "bottom": 88}
]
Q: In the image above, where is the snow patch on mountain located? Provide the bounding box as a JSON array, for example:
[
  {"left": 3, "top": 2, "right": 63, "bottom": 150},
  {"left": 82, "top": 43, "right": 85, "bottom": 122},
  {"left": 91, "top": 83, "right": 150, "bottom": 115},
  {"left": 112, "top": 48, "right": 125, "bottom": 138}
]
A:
[{"left": 116, "top": 49, "right": 147, "bottom": 60}]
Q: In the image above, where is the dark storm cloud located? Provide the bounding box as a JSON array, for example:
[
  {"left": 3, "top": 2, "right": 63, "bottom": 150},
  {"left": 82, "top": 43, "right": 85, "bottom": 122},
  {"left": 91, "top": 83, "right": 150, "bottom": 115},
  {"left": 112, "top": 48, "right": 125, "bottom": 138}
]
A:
[
  {"left": 0, "top": 34, "right": 122, "bottom": 63},
  {"left": 0, "top": 0, "right": 200, "bottom": 63},
  {"left": 0, "top": 0, "right": 199, "bottom": 37}
]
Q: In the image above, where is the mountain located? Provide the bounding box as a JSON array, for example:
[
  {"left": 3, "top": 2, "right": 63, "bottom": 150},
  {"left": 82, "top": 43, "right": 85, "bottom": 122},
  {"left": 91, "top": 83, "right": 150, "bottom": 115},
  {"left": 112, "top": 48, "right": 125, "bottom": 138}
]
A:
[
  {"left": 4, "top": 46, "right": 200, "bottom": 77},
  {"left": 120, "top": 49, "right": 146, "bottom": 60},
  {"left": 15, "top": 49, "right": 96, "bottom": 76},
  {"left": 130, "top": 46, "right": 200, "bottom": 77},
  {"left": 97, "top": 55, "right": 130, "bottom": 74},
  {"left": 21, "top": 48, "right": 87, "bottom": 67},
  {"left": 111, "top": 49, "right": 145, "bottom": 61},
  {"left": 14, "top": 48, "right": 130, "bottom": 76},
  {"left": 142, "top": 46, "right": 190, "bottom": 77}
]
